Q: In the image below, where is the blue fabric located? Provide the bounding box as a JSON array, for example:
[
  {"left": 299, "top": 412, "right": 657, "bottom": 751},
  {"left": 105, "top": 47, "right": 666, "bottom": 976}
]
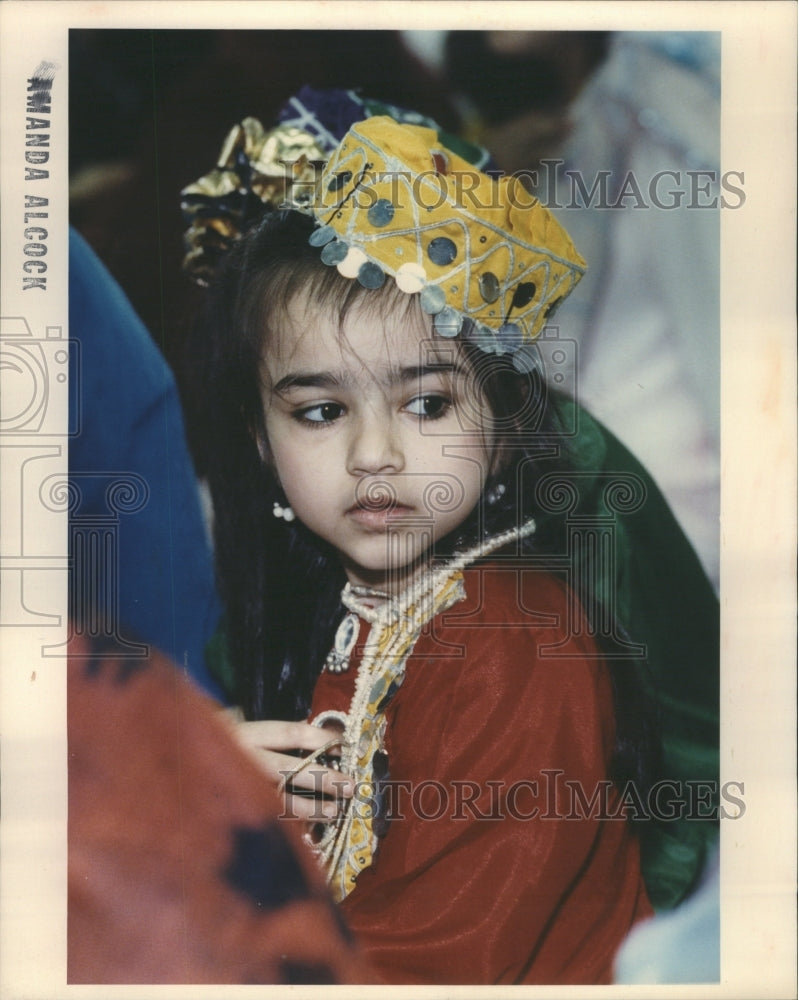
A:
[
  {"left": 614, "top": 849, "right": 720, "bottom": 983},
  {"left": 68, "top": 228, "right": 224, "bottom": 700}
]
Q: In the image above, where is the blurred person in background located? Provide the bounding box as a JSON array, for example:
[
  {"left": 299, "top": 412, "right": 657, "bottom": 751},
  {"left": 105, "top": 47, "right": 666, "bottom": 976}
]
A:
[{"left": 407, "top": 29, "right": 721, "bottom": 592}]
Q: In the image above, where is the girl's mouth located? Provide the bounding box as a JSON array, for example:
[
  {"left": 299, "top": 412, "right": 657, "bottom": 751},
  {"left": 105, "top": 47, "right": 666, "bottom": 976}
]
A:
[{"left": 346, "top": 502, "right": 417, "bottom": 530}]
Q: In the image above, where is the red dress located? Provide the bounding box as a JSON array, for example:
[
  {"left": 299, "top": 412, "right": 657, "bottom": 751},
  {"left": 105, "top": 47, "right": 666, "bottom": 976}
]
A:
[{"left": 310, "top": 561, "right": 652, "bottom": 984}]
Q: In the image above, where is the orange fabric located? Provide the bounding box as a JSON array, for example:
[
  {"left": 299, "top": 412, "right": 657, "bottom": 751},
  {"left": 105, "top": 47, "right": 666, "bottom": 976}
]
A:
[
  {"left": 311, "top": 565, "right": 652, "bottom": 984},
  {"left": 68, "top": 633, "right": 371, "bottom": 985}
]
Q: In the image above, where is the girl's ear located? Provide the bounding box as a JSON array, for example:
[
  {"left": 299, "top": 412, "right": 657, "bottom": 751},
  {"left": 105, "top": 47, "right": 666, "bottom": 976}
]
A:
[
  {"left": 247, "top": 416, "right": 272, "bottom": 467},
  {"left": 255, "top": 434, "right": 270, "bottom": 464},
  {"left": 486, "top": 407, "right": 521, "bottom": 479},
  {"left": 487, "top": 438, "right": 515, "bottom": 481},
  {"left": 487, "top": 368, "right": 536, "bottom": 479}
]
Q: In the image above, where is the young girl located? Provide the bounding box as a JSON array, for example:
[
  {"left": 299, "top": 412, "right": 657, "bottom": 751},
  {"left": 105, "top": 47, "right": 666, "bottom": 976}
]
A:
[{"left": 188, "top": 111, "right": 664, "bottom": 984}]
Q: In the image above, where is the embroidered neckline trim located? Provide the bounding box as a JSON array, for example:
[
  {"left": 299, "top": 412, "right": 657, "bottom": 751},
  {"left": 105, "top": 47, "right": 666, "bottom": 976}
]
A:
[{"left": 314, "top": 517, "right": 536, "bottom": 900}]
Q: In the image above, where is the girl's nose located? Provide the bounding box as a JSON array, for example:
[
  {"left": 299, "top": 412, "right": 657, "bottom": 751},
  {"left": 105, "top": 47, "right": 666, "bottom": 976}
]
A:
[{"left": 346, "top": 416, "right": 405, "bottom": 476}]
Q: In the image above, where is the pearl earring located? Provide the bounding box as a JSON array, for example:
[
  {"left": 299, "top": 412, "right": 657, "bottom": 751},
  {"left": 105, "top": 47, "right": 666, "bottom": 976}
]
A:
[
  {"left": 486, "top": 482, "right": 507, "bottom": 506},
  {"left": 272, "top": 501, "right": 296, "bottom": 522}
]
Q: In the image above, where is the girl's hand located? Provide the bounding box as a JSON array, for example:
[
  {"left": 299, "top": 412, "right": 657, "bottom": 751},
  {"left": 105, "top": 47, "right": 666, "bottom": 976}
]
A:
[{"left": 230, "top": 717, "right": 353, "bottom": 822}]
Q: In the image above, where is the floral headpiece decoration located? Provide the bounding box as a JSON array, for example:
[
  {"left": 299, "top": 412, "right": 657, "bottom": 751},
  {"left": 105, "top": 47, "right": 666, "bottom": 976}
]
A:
[{"left": 181, "top": 88, "right": 585, "bottom": 356}]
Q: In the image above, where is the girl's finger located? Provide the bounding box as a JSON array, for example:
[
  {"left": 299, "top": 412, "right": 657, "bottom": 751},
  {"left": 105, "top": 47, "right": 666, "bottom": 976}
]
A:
[
  {"left": 236, "top": 718, "right": 344, "bottom": 754},
  {"left": 236, "top": 741, "right": 353, "bottom": 800},
  {"left": 281, "top": 791, "right": 346, "bottom": 823},
  {"left": 276, "top": 754, "right": 354, "bottom": 799}
]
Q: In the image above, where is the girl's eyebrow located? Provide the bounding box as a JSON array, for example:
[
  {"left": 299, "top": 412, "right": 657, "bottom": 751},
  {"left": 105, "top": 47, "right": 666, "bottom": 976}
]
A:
[
  {"left": 392, "top": 363, "right": 466, "bottom": 384},
  {"left": 273, "top": 363, "right": 466, "bottom": 395},
  {"left": 272, "top": 371, "right": 344, "bottom": 393}
]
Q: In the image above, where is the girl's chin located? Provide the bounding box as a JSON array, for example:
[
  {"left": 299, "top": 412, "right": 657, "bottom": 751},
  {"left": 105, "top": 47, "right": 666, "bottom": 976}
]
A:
[{"left": 341, "top": 557, "right": 429, "bottom": 595}]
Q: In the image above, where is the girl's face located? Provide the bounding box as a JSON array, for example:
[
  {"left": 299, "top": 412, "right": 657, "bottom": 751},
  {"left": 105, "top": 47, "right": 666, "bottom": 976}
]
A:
[{"left": 260, "top": 295, "right": 494, "bottom": 593}]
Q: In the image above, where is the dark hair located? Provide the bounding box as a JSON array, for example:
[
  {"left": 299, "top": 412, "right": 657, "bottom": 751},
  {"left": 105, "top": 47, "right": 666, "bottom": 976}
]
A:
[{"left": 196, "top": 208, "right": 658, "bottom": 793}]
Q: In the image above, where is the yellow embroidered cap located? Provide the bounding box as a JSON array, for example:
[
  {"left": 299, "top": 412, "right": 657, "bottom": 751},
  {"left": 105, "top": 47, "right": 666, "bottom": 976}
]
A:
[{"left": 310, "top": 116, "right": 586, "bottom": 355}]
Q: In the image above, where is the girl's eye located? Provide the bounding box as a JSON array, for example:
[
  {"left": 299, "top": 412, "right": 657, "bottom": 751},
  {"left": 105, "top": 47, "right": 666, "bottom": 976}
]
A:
[
  {"left": 296, "top": 402, "right": 344, "bottom": 425},
  {"left": 405, "top": 394, "right": 451, "bottom": 420}
]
